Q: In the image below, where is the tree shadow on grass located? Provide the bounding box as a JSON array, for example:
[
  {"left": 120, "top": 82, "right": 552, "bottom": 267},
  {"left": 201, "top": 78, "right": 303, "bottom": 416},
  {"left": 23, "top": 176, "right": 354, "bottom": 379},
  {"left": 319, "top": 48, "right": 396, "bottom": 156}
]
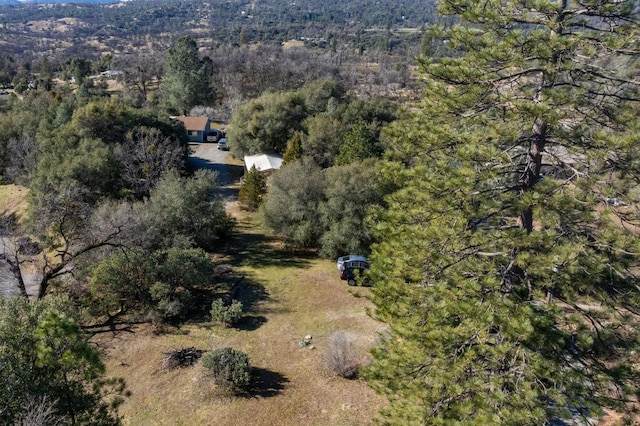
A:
[
  {"left": 235, "top": 314, "right": 267, "bottom": 331},
  {"left": 246, "top": 367, "right": 289, "bottom": 398},
  {"left": 186, "top": 272, "right": 268, "bottom": 325},
  {"left": 234, "top": 276, "right": 269, "bottom": 310},
  {"left": 225, "top": 274, "right": 275, "bottom": 331},
  {"left": 224, "top": 217, "right": 316, "bottom": 271}
]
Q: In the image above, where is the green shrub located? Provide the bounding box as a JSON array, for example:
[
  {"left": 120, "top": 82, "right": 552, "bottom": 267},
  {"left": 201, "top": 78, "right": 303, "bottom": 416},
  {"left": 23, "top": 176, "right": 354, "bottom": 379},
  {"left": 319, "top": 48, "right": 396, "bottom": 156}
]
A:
[
  {"left": 201, "top": 347, "right": 252, "bottom": 392},
  {"left": 150, "top": 282, "right": 193, "bottom": 320},
  {"left": 210, "top": 299, "right": 243, "bottom": 327}
]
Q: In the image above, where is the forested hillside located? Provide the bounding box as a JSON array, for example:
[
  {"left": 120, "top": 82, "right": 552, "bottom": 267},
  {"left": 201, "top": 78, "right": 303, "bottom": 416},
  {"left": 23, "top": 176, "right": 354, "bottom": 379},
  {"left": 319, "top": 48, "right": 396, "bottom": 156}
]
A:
[{"left": 0, "top": 0, "right": 436, "bottom": 58}]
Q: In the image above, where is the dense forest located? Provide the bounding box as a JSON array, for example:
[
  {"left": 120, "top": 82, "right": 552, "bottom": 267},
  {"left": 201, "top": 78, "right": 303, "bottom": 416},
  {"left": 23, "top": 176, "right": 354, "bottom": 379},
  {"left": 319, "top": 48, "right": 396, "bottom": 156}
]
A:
[{"left": 1, "top": 0, "right": 640, "bottom": 424}]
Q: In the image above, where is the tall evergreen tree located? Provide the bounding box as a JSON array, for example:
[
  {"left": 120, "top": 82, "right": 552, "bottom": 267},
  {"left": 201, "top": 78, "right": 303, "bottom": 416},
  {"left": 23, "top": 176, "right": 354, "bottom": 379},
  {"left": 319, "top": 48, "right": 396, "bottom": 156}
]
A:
[
  {"left": 282, "top": 131, "right": 303, "bottom": 165},
  {"left": 161, "top": 36, "right": 212, "bottom": 115},
  {"left": 335, "top": 120, "right": 382, "bottom": 166},
  {"left": 238, "top": 165, "right": 267, "bottom": 211},
  {"left": 365, "top": 1, "right": 640, "bottom": 424}
]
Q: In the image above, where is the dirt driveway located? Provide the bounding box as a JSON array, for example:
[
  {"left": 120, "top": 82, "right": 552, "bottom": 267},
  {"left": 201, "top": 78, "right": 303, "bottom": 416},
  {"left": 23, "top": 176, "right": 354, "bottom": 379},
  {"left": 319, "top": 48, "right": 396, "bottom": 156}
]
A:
[{"left": 187, "top": 142, "right": 245, "bottom": 202}]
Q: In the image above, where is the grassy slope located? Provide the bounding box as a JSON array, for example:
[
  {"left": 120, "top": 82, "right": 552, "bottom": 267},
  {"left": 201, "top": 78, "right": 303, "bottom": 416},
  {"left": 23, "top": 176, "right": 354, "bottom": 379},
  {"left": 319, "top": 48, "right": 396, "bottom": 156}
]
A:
[
  {"left": 0, "top": 184, "right": 28, "bottom": 218},
  {"left": 101, "top": 208, "right": 386, "bottom": 426}
]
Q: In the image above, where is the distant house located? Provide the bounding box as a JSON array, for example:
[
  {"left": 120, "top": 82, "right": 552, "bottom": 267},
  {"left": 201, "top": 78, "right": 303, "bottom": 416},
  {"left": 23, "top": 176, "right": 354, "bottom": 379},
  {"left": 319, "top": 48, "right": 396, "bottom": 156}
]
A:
[
  {"left": 100, "top": 70, "right": 123, "bottom": 78},
  {"left": 243, "top": 153, "right": 284, "bottom": 172},
  {"left": 174, "top": 116, "right": 211, "bottom": 143}
]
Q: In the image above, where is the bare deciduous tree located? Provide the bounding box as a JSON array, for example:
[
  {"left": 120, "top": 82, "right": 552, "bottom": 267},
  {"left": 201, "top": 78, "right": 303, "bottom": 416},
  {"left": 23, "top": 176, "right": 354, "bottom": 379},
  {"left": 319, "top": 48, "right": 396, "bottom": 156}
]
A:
[
  {"left": 2, "top": 185, "right": 137, "bottom": 300},
  {"left": 112, "top": 52, "right": 163, "bottom": 106},
  {"left": 14, "top": 396, "right": 62, "bottom": 426},
  {"left": 119, "top": 126, "right": 186, "bottom": 199},
  {"left": 6, "top": 131, "right": 38, "bottom": 185},
  {"left": 325, "top": 331, "right": 360, "bottom": 379}
]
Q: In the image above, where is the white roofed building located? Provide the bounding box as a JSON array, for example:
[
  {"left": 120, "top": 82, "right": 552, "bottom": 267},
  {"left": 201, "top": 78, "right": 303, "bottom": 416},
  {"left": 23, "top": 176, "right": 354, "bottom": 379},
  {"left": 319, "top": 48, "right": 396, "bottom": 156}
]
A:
[{"left": 243, "top": 153, "right": 284, "bottom": 172}]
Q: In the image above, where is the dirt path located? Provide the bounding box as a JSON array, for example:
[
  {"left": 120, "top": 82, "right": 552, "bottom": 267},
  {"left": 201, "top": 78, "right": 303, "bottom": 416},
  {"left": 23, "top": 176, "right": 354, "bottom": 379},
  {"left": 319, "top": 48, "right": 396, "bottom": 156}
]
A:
[
  {"left": 98, "top": 149, "right": 386, "bottom": 425},
  {"left": 187, "top": 142, "right": 245, "bottom": 204}
]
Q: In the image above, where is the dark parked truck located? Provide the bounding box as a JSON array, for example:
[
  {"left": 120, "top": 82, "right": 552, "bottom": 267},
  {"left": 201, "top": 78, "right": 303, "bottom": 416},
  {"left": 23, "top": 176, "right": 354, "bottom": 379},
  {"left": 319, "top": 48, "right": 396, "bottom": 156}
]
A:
[{"left": 336, "top": 255, "right": 370, "bottom": 286}]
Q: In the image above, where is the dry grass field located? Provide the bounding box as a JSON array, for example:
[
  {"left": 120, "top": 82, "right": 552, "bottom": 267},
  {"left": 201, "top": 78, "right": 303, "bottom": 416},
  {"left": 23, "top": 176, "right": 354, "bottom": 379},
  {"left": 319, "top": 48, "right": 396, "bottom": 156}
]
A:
[
  {"left": 99, "top": 206, "right": 387, "bottom": 426},
  {"left": 0, "top": 184, "right": 28, "bottom": 218}
]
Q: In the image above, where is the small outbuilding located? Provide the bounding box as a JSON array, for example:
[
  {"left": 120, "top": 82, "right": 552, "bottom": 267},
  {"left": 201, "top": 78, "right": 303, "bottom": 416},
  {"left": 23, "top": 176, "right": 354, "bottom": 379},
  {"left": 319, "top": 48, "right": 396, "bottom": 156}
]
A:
[{"left": 243, "top": 153, "right": 284, "bottom": 172}]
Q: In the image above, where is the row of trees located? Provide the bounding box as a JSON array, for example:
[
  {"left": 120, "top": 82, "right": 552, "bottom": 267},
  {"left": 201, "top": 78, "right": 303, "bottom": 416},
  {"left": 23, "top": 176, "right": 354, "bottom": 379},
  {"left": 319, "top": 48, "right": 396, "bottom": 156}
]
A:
[
  {"left": 261, "top": 159, "right": 390, "bottom": 258},
  {"left": 0, "top": 92, "right": 188, "bottom": 190},
  {"left": 0, "top": 90, "right": 232, "bottom": 347},
  {"left": 228, "top": 79, "right": 398, "bottom": 162}
]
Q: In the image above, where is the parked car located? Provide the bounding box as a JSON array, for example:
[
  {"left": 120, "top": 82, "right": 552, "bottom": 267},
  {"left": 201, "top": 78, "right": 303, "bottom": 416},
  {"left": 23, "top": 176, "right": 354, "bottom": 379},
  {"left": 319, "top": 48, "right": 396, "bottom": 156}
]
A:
[
  {"left": 207, "top": 129, "right": 224, "bottom": 143},
  {"left": 336, "top": 255, "right": 369, "bottom": 271},
  {"left": 217, "top": 138, "right": 229, "bottom": 150},
  {"left": 337, "top": 255, "right": 370, "bottom": 286}
]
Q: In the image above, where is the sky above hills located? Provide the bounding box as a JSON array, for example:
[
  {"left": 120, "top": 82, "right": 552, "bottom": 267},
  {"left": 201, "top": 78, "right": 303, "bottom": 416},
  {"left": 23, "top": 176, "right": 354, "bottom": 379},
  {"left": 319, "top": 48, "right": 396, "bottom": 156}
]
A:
[{"left": 0, "top": 0, "right": 118, "bottom": 4}]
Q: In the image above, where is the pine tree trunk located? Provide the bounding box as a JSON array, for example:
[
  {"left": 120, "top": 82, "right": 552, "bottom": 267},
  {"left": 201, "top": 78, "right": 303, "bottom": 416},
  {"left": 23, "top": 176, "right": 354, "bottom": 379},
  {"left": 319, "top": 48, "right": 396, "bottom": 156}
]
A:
[
  {"left": 519, "top": 115, "right": 547, "bottom": 234},
  {"left": 519, "top": 1, "right": 565, "bottom": 234}
]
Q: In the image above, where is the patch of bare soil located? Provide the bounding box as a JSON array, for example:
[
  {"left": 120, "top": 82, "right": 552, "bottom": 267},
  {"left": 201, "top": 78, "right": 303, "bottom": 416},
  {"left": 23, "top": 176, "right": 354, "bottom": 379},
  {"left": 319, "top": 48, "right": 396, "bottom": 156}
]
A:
[{"left": 282, "top": 39, "right": 305, "bottom": 50}]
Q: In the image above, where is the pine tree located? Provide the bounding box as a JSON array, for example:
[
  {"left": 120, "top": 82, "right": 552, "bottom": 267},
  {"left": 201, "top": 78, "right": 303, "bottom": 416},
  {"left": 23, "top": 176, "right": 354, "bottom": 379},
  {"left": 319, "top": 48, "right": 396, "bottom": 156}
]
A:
[
  {"left": 336, "top": 120, "right": 382, "bottom": 166},
  {"left": 283, "top": 130, "right": 303, "bottom": 165},
  {"left": 0, "top": 297, "right": 127, "bottom": 424},
  {"left": 161, "top": 36, "right": 211, "bottom": 115},
  {"left": 238, "top": 165, "right": 266, "bottom": 211},
  {"left": 365, "top": 1, "right": 640, "bottom": 424}
]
